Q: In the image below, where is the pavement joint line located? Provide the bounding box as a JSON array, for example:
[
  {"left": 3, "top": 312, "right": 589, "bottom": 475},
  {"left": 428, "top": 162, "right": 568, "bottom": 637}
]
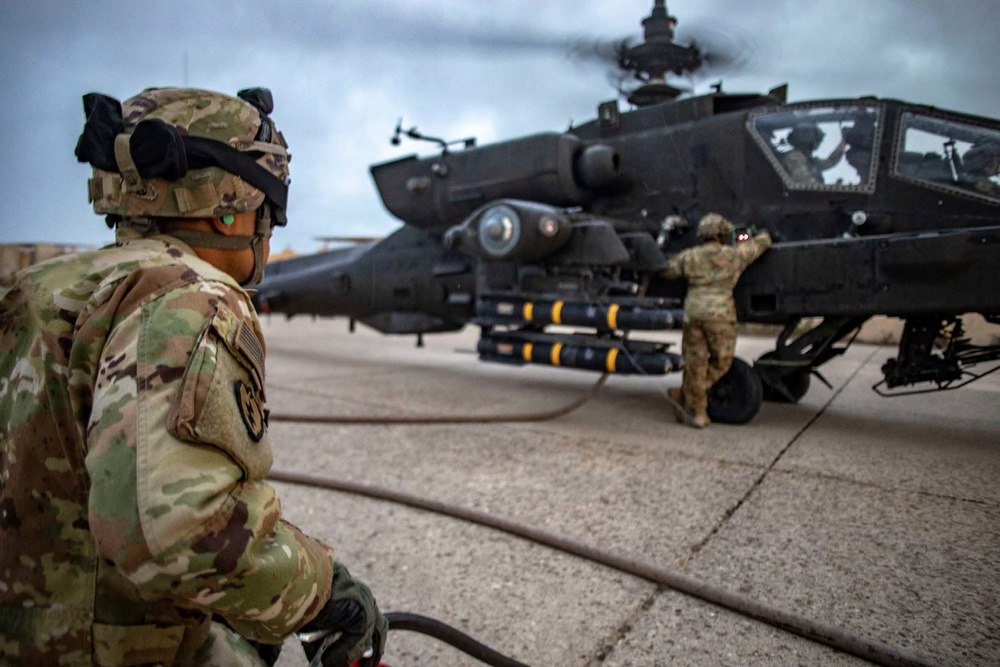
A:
[
  {"left": 270, "top": 468, "right": 944, "bottom": 667},
  {"left": 770, "top": 465, "right": 995, "bottom": 508},
  {"left": 680, "top": 346, "right": 881, "bottom": 568},
  {"left": 583, "top": 586, "right": 663, "bottom": 667},
  {"left": 585, "top": 352, "right": 875, "bottom": 667}
]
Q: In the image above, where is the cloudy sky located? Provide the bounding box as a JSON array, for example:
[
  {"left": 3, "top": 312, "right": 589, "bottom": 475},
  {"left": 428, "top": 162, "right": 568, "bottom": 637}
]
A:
[{"left": 1, "top": 0, "right": 997, "bottom": 252}]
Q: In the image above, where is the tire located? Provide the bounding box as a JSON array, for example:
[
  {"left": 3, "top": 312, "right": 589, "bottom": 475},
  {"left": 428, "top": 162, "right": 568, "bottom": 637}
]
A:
[
  {"left": 707, "top": 357, "right": 763, "bottom": 424},
  {"left": 756, "top": 352, "right": 811, "bottom": 404}
]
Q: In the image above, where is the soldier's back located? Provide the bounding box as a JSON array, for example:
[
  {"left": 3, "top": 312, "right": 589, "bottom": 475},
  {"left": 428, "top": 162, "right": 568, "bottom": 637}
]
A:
[{"left": 0, "top": 239, "right": 241, "bottom": 663}]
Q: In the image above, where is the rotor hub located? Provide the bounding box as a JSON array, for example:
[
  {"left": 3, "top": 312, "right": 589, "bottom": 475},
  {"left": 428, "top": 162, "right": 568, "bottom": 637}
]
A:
[{"left": 619, "top": 1, "right": 703, "bottom": 104}]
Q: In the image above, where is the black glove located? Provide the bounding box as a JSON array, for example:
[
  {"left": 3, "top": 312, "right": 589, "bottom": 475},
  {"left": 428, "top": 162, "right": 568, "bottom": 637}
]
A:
[{"left": 298, "top": 562, "right": 388, "bottom": 667}]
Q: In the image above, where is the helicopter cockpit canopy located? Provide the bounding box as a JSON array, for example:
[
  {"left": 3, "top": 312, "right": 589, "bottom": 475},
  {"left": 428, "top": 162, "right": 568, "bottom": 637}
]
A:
[
  {"left": 749, "top": 104, "right": 881, "bottom": 191},
  {"left": 894, "top": 112, "right": 1000, "bottom": 203}
]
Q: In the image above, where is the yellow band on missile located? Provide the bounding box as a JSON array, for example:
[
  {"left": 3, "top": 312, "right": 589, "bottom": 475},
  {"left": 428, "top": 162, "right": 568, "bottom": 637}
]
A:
[
  {"left": 552, "top": 301, "right": 564, "bottom": 324},
  {"left": 523, "top": 302, "right": 534, "bottom": 322},
  {"left": 523, "top": 342, "right": 533, "bottom": 361},
  {"left": 607, "top": 303, "right": 620, "bottom": 330},
  {"left": 550, "top": 342, "right": 563, "bottom": 366},
  {"left": 606, "top": 348, "right": 619, "bottom": 373}
]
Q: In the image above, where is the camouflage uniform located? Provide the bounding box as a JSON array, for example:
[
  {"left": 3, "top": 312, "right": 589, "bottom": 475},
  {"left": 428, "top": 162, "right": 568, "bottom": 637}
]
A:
[
  {"left": 0, "top": 230, "right": 334, "bottom": 665},
  {"left": 781, "top": 124, "right": 846, "bottom": 186},
  {"left": 782, "top": 146, "right": 845, "bottom": 185},
  {"left": 964, "top": 141, "right": 1000, "bottom": 197},
  {"left": 663, "top": 218, "right": 772, "bottom": 421}
]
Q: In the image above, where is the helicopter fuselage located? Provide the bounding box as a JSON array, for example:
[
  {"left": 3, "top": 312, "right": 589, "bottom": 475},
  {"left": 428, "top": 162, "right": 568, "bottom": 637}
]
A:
[{"left": 255, "top": 90, "right": 1000, "bottom": 407}]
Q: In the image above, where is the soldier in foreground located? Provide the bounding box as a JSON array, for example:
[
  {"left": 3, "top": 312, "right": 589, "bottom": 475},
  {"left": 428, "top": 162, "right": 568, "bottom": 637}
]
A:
[
  {"left": 0, "top": 88, "right": 386, "bottom": 666},
  {"left": 662, "top": 214, "right": 772, "bottom": 428}
]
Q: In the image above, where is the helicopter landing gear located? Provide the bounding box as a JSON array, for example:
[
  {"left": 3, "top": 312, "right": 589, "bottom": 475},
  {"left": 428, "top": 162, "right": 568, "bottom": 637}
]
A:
[
  {"left": 754, "top": 315, "right": 868, "bottom": 404},
  {"left": 707, "top": 357, "right": 763, "bottom": 424},
  {"left": 756, "top": 351, "right": 811, "bottom": 403}
]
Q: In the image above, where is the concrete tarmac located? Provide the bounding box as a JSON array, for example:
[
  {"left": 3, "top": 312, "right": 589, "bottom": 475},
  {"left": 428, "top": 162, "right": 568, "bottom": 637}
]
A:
[{"left": 263, "top": 317, "right": 999, "bottom": 667}]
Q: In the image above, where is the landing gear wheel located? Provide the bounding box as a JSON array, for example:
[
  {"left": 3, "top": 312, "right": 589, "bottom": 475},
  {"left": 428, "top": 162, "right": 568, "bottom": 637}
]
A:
[
  {"left": 707, "top": 357, "right": 763, "bottom": 425},
  {"left": 756, "top": 352, "right": 811, "bottom": 403}
]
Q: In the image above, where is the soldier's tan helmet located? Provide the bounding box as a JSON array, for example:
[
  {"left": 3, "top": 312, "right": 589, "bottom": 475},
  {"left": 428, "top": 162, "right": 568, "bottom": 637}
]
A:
[
  {"left": 85, "top": 87, "right": 290, "bottom": 220},
  {"left": 697, "top": 213, "right": 734, "bottom": 241},
  {"left": 963, "top": 141, "right": 1000, "bottom": 176}
]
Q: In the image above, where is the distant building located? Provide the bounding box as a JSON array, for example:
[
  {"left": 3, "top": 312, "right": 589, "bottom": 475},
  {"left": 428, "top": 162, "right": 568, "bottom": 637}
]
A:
[
  {"left": 1, "top": 243, "right": 94, "bottom": 286},
  {"left": 267, "top": 246, "right": 298, "bottom": 263}
]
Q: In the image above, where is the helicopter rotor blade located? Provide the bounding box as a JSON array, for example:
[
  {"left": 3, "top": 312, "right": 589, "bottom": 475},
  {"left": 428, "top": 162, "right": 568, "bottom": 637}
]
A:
[
  {"left": 566, "top": 19, "right": 753, "bottom": 96},
  {"left": 675, "top": 23, "right": 755, "bottom": 78}
]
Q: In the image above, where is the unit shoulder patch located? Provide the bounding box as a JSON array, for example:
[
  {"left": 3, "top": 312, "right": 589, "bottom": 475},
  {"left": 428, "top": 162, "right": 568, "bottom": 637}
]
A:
[{"left": 235, "top": 379, "right": 265, "bottom": 442}]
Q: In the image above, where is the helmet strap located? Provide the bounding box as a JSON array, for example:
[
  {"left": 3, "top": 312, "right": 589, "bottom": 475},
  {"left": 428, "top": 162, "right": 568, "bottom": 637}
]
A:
[
  {"left": 245, "top": 235, "right": 267, "bottom": 287},
  {"left": 175, "top": 204, "right": 276, "bottom": 286},
  {"left": 166, "top": 229, "right": 256, "bottom": 251},
  {"left": 166, "top": 228, "right": 265, "bottom": 287},
  {"left": 242, "top": 204, "right": 276, "bottom": 286}
]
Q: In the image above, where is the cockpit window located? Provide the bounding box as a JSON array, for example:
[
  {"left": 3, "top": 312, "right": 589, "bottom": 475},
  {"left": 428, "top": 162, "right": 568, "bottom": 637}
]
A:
[
  {"left": 895, "top": 112, "right": 1000, "bottom": 202},
  {"left": 750, "top": 105, "right": 880, "bottom": 191}
]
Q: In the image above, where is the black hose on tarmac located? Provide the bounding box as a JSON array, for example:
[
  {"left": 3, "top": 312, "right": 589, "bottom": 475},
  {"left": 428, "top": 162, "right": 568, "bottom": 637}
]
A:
[
  {"left": 269, "top": 469, "right": 940, "bottom": 667},
  {"left": 268, "top": 375, "right": 609, "bottom": 425},
  {"left": 385, "top": 613, "right": 531, "bottom": 667}
]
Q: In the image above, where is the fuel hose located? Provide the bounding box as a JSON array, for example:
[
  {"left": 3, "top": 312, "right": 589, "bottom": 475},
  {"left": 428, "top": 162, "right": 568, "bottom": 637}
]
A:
[
  {"left": 268, "top": 368, "right": 937, "bottom": 666},
  {"left": 384, "top": 613, "right": 530, "bottom": 667},
  {"left": 269, "top": 469, "right": 940, "bottom": 667},
  {"left": 268, "top": 374, "right": 608, "bottom": 425}
]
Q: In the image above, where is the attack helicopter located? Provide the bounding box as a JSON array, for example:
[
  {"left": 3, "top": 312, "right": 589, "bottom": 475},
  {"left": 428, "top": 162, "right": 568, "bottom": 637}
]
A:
[{"left": 254, "top": 0, "right": 1000, "bottom": 423}]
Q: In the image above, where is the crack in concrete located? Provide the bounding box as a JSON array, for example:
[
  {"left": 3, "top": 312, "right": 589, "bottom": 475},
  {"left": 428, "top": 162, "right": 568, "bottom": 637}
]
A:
[
  {"left": 680, "top": 347, "right": 880, "bottom": 567},
  {"left": 590, "top": 348, "right": 880, "bottom": 666},
  {"left": 769, "top": 465, "right": 995, "bottom": 508},
  {"left": 583, "top": 586, "right": 663, "bottom": 667}
]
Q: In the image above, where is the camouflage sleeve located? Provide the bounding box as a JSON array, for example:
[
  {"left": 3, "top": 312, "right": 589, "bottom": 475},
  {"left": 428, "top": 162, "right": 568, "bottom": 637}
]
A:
[
  {"left": 662, "top": 251, "right": 687, "bottom": 280},
  {"left": 85, "top": 281, "right": 333, "bottom": 644},
  {"left": 782, "top": 151, "right": 819, "bottom": 184},
  {"left": 735, "top": 231, "right": 773, "bottom": 269},
  {"left": 816, "top": 142, "right": 847, "bottom": 171}
]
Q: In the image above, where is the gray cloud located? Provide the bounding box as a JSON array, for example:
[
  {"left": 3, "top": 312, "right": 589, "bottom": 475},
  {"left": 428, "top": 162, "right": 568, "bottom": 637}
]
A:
[{"left": 1, "top": 0, "right": 997, "bottom": 252}]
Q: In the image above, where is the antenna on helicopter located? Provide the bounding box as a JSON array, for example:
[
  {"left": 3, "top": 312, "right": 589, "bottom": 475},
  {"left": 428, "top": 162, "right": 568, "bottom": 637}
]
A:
[{"left": 390, "top": 118, "right": 476, "bottom": 153}]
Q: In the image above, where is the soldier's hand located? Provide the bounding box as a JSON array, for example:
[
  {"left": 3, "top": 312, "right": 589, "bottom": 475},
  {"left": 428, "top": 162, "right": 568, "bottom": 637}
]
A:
[{"left": 297, "top": 562, "right": 388, "bottom": 667}]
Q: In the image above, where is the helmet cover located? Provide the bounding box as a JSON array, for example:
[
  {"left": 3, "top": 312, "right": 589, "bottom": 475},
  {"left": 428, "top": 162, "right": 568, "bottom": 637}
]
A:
[
  {"left": 697, "top": 213, "right": 734, "bottom": 241},
  {"left": 787, "top": 123, "right": 824, "bottom": 151},
  {"left": 963, "top": 141, "right": 1000, "bottom": 175},
  {"left": 83, "top": 87, "right": 290, "bottom": 219}
]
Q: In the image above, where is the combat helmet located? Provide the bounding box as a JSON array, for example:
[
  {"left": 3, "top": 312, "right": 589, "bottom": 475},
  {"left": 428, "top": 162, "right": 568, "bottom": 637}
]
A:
[
  {"left": 787, "top": 123, "right": 825, "bottom": 152},
  {"left": 963, "top": 140, "right": 1000, "bottom": 176},
  {"left": 697, "top": 213, "right": 734, "bottom": 241},
  {"left": 74, "top": 87, "right": 290, "bottom": 285}
]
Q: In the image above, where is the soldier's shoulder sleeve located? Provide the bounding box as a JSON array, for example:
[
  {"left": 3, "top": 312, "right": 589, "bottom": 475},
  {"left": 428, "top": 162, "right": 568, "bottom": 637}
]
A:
[
  {"left": 753, "top": 231, "right": 773, "bottom": 253},
  {"left": 782, "top": 151, "right": 817, "bottom": 184},
  {"left": 662, "top": 248, "right": 692, "bottom": 280},
  {"left": 87, "top": 278, "right": 333, "bottom": 643},
  {"left": 818, "top": 143, "right": 846, "bottom": 170},
  {"left": 735, "top": 232, "right": 772, "bottom": 267},
  {"left": 167, "top": 288, "right": 270, "bottom": 467}
]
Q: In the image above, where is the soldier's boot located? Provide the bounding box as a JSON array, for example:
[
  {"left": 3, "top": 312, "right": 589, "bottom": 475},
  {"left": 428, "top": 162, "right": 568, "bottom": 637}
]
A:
[{"left": 666, "top": 387, "right": 686, "bottom": 423}]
